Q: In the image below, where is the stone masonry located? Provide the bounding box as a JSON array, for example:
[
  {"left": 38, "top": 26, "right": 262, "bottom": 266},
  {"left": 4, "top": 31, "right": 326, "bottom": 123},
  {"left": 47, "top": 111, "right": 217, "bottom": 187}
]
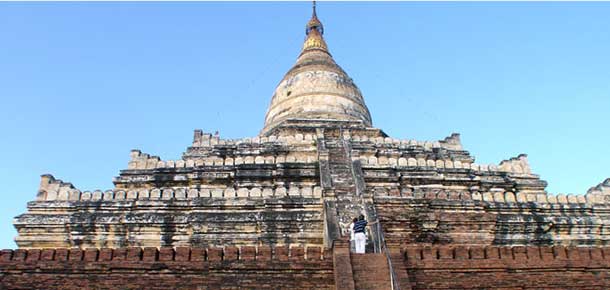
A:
[{"left": 3, "top": 5, "right": 610, "bottom": 290}]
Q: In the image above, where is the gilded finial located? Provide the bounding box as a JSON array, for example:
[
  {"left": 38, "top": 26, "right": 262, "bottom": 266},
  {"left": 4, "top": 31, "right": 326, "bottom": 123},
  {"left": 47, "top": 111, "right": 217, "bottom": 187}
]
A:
[
  {"left": 303, "top": 0, "right": 328, "bottom": 52},
  {"left": 306, "top": 0, "right": 323, "bottom": 36}
]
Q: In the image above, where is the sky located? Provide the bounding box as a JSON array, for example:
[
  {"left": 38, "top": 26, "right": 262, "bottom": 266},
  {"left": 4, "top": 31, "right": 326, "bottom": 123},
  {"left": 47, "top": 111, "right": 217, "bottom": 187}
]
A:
[{"left": 0, "top": 2, "right": 609, "bottom": 249}]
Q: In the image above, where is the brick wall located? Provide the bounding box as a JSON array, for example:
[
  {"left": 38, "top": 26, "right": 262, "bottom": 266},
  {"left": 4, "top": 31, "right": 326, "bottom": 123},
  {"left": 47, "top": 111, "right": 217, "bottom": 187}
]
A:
[
  {"left": 3, "top": 245, "right": 610, "bottom": 289},
  {"left": 398, "top": 245, "right": 610, "bottom": 289},
  {"left": 0, "top": 246, "right": 333, "bottom": 289}
]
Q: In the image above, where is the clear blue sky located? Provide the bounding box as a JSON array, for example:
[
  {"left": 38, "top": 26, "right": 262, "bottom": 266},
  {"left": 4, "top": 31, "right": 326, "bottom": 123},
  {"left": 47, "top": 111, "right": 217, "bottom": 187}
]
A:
[{"left": 0, "top": 2, "right": 608, "bottom": 249}]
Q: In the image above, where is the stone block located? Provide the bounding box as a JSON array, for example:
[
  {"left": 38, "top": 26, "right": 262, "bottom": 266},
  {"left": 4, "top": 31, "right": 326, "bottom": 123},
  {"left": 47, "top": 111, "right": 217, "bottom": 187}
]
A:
[
  {"left": 504, "top": 192, "right": 516, "bottom": 203},
  {"left": 92, "top": 190, "right": 103, "bottom": 200},
  {"left": 301, "top": 186, "right": 313, "bottom": 197},
  {"left": 536, "top": 194, "right": 548, "bottom": 203},
  {"left": 237, "top": 188, "right": 249, "bottom": 197},
  {"left": 379, "top": 156, "right": 388, "bottom": 165},
  {"left": 150, "top": 189, "right": 161, "bottom": 200},
  {"left": 493, "top": 192, "right": 505, "bottom": 203},
  {"left": 224, "top": 157, "right": 234, "bottom": 166},
  {"left": 187, "top": 189, "right": 199, "bottom": 198},
  {"left": 368, "top": 156, "right": 377, "bottom": 165},
  {"left": 68, "top": 189, "right": 81, "bottom": 201},
  {"left": 114, "top": 190, "right": 126, "bottom": 200},
  {"left": 80, "top": 191, "right": 92, "bottom": 200},
  {"left": 435, "top": 160, "right": 444, "bottom": 168},
  {"left": 138, "top": 189, "right": 150, "bottom": 199},
  {"left": 103, "top": 190, "right": 114, "bottom": 200},
  {"left": 250, "top": 188, "right": 262, "bottom": 197},
  {"left": 199, "top": 188, "right": 211, "bottom": 197},
  {"left": 288, "top": 187, "right": 301, "bottom": 196},
  {"left": 224, "top": 188, "right": 236, "bottom": 197},
  {"left": 174, "top": 188, "right": 186, "bottom": 199},
  {"left": 313, "top": 187, "right": 323, "bottom": 198},
  {"left": 526, "top": 193, "right": 537, "bottom": 202},
  {"left": 417, "top": 158, "right": 426, "bottom": 167},
  {"left": 567, "top": 194, "right": 579, "bottom": 204},
  {"left": 211, "top": 189, "right": 224, "bottom": 198},
  {"left": 275, "top": 187, "right": 287, "bottom": 196},
  {"left": 262, "top": 188, "right": 274, "bottom": 197}
]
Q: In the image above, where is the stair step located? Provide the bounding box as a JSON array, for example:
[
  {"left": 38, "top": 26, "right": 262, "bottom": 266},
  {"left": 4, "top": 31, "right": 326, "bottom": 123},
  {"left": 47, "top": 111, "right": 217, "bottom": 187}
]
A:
[{"left": 349, "top": 254, "right": 392, "bottom": 290}]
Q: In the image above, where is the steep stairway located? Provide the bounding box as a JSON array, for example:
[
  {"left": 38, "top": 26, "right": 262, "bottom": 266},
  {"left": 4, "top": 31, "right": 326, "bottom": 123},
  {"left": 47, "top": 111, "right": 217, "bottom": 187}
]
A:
[
  {"left": 324, "top": 132, "right": 366, "bottom": 236},
  {"left": 351, "top": 253, "right": 393, "bottom": 290}
]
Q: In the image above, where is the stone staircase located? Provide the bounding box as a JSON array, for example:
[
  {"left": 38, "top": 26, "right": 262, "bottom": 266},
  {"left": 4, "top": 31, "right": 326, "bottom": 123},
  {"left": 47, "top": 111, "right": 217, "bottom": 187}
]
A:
[
  {"left": 324, "top": 132, "right": 366, "bottom": 237},
  {"left": 351, "top": 253, "right": 393, "bottom": 290},
  {"left": 332, "top": 241, "right": 396, "bottom": 290},
  {"left": 322, "top": 130, "right": 407, "bottom": 290}
]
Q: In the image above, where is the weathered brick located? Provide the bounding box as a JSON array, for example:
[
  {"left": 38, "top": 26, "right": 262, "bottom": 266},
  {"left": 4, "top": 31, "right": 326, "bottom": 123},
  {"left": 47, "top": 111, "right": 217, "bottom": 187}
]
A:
[
  {"left": 175, "top": 247, "right": 190, "bottom": 261},
  {"left": 83, "top": 248, "right": 98, "bottom": 262},
  {"left": 142, "top": 247, "right": 158, "bottom": 262},
  {"left": 159, "top": 247, "right": 174, "bottom": 261}
]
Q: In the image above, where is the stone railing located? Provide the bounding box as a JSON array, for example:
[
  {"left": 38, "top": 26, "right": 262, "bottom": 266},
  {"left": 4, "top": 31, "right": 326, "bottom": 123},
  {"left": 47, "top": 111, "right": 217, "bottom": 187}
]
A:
[
  {"left": 37, "top": 176, "right": 323, "bottom": 201},
  {"left": 357, "top": 154, "right": 533, "bottom": 175},
  {"left": 128, "top": 150, "right": 318, "bottom": 170},
  {"left": 472, "top": 191, "right": 595, "bottom": 205},
  {"left": 348, "top": 133, "right": 463, "bottom": 151},
  {"left": 373, "top": 186, "right": 606, "bottom": 207},
  {"left": 374, "top": 188, "right": 474, "bottom": 201},
  {"left": 192, "top": 130, "right": 317, "bottom": 147},
  {"left": 470, "top": 178, "right": 610, "bottom": 206}
]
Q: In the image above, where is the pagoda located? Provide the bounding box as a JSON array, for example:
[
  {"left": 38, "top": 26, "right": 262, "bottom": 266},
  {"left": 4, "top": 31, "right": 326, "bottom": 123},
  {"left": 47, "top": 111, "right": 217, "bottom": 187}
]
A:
[{"left": 3, "top": 4, "right": 610, "bottom": 289}]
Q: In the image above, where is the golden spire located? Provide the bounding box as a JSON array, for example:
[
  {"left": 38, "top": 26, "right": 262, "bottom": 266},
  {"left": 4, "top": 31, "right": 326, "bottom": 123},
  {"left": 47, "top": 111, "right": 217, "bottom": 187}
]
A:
[{"left": 302, "top": 0, "right": 328, "bottom": 53}]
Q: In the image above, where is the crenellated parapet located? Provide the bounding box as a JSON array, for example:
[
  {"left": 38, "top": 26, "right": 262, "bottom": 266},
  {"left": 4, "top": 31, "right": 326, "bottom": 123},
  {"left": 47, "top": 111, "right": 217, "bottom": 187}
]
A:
[
  {"left": 190, "top": 130, "right": 317, "bottom": 148},
  {"left": 349, "top": 132, "right": 466, "bottom": 156},
  {"left": 127, "top": 150, "right": 162, "bottom": 170},
  {"left": 586, "top": 178, "right": 610, "bottom": 203},
  {"left": 349, "top": 133, "right": 462, "bottom": 151},
  {"left": 0, "top": 245, "right": 329, "bottom": 263},
  {"left": 399, "top": 244, "right": 610, "bottom": 289},
  {"left": 357, "top": 151, "right": 536, "bottom": 179},
  {"left": 37, "top": 174, "right": 77, "bottom": 201},
  {"left": 371, "top": 185, "right": 606, "bottom": 207},
  {"left": 36, "top": 175, "right": 323, "bottom": 201},
  {"left": 128, "top": 152, "right": 318, "bottom": 170},
  {"left": 0, "top": 246, "right": 334, "bottom": 289},
  {"left": 439, "top": 133, "right": 463, "bottom": 151},
  {"left": 498, "top": 154, "right": 532, "bottom": 174}
]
